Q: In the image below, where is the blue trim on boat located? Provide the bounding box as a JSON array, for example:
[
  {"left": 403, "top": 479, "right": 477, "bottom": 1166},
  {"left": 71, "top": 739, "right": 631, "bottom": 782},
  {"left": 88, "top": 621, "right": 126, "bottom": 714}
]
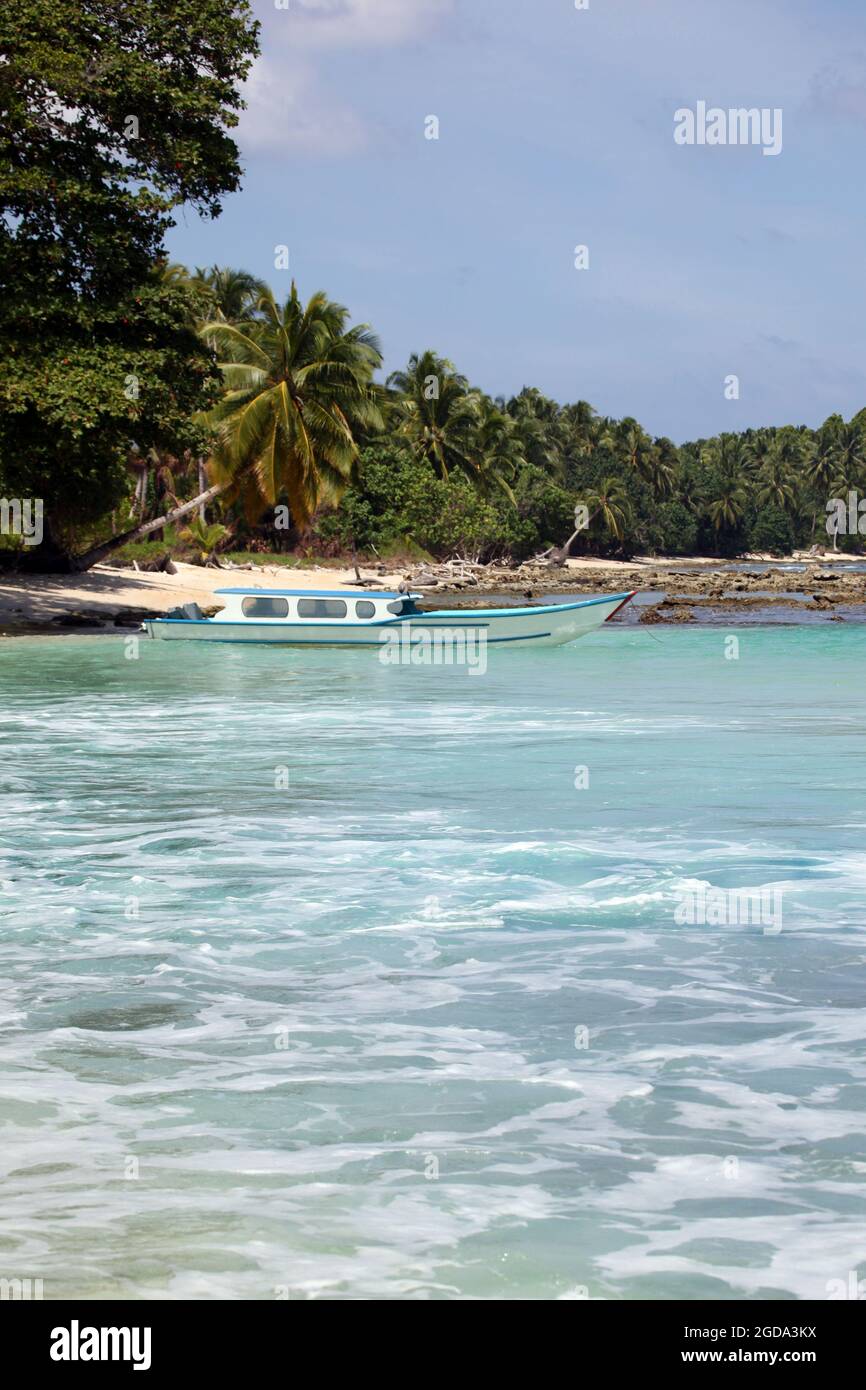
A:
[
  {"left": 144, "top": 630, "right": 554, "bottom": 646},
  {"left": 214, "top": 587, "right": 423, "bottom": 599},
  {"left": 419, "top": 592, "right": 634, "bottom": 619},
  {"left": 147, "top": 617, "right": 491, "bottom": 629}
]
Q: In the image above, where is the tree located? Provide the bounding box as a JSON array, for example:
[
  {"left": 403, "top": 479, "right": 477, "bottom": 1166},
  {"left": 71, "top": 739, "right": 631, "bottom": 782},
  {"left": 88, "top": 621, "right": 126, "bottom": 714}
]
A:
[
  {"left": 181, "top": 517, "right": 230, "bottom": 564},
  {"left": 584, "top": 476, "right": 631, "bottom": 546},
  {"left": 601, "top": 417, "right": 654, "bottom": 485},
  {"left": 701, "top": 436, "right": 748, "bottom": 537},
  {"left": 202, "top": 284, "right": 383, "bottom": 525},
  {"left": 823, "top": 418, "right": 866, "bottom": 550},
  {"left": 757, "top": 441, "right": 799, "bottom": 515},
  {"left": 387, "top": 351, "right": 483, "bottom": 483},
  {"left": 2, "top": 276, "right": 223, "bottom": 569},
  {"left": 552, "top": 475, "right": 631, "bottom": 555},
  {"left": 831, "top": 419, "right": 866, "bottom": 495},
  {"left": 473, "top": 396, "right": 525, "bottom": 499},
  {"left": 191, "top": 266, "right": 269, "bottom": 322},
  {"left": 750, "top": 504, "right": 794, "bottom": 555},
  {"left": 809, "top": 415, "right": 844, "bottom": 495},
  {"left": 0, "top": 0, "right": 260, "bottom": 570},
  {"left": 645, "top": 437, "right": 679, "bottom": 500},
  {"left": 506, "top": 388, "right": 566, "bottom": 476},
  {"left": 647, "top": 499, "right": 698, "bottom": 555},
  {"left": 741, "top": 427, "right": 774, "bottom": 480}
]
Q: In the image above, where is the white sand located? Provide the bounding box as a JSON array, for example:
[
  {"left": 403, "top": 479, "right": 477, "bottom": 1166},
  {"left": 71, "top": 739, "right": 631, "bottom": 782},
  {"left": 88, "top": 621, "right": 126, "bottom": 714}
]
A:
[
  {"left": 0, "top": 560, "right": 408, "bottom": 623},
  {"left": 563, "top": 550, "right": 855, "bottom": 570}
]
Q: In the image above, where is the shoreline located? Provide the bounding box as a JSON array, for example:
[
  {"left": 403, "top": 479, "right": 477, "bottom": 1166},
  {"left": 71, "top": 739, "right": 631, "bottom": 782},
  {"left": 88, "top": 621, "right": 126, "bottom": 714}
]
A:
[{"left": 1, "top": 552, "right": 865, "bottom": 632}]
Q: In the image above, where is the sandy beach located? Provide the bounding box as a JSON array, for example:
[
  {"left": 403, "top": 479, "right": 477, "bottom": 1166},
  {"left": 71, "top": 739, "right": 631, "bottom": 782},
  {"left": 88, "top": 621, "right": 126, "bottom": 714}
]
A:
[
  {"left": 0, "top": 560, "right": 405, "bottom": 628},
  {"left": 1, "top": 551, "right": 864, "bottom": 631}
]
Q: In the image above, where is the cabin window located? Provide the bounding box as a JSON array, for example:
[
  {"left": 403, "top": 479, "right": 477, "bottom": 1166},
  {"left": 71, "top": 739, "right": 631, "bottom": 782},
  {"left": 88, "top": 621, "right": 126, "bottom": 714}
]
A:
[
  {"left": 386, "top": 598, "right": 417, "bottom": 615},
  {"left": 297, "top": 598, "right": 348, "bottom": 619},
  {"left": 241, "top": 596, "right": 289, "bottom": 619},
  {"left": 355, "top": 600, "right": 376, "bottom": 619}
]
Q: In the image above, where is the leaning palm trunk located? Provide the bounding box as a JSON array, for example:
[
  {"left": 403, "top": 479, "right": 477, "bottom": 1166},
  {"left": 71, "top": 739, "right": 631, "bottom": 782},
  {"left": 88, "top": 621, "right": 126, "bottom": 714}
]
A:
[
  {"left": 73, "top": 484, "right": 224, "bottom": 571},
  {"left": 197, "top": 458, "right": 208, "bottom": 522}
]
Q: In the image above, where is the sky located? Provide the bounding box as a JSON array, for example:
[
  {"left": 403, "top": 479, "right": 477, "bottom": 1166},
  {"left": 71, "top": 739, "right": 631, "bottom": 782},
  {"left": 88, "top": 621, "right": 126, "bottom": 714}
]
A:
[{"left": 165, "top": 0, "right": 866, "bottom": 443}]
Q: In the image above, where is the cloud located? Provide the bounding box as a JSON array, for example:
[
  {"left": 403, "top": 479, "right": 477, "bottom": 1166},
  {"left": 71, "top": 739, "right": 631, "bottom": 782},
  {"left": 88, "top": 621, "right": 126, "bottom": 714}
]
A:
[
  {"left": 238, "top": 57, "right": 368, "bottom": 155},
  {"left": 282, "top": 0, "right": 454, "bottom": 48},
  {"left": 240, "top": 0, "right": 454, "bottom": 153}
]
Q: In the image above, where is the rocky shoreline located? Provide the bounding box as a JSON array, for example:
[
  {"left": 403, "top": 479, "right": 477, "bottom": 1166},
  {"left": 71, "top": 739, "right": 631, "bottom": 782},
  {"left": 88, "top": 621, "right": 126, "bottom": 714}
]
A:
[{"left": 401, "top": 557, "right": 866, "bottom": 624}]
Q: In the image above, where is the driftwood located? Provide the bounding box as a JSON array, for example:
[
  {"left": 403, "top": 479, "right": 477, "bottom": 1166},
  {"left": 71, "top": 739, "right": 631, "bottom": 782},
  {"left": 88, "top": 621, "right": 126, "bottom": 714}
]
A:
[{"left": 351, "top": 563, "right": 380, "bottom": 588}]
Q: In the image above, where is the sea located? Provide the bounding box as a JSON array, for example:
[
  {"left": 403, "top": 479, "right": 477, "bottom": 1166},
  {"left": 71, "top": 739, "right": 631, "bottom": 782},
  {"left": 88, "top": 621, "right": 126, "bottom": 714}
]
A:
[{"left": 1, "top": 625, "right": 864, "bottom": 1299}]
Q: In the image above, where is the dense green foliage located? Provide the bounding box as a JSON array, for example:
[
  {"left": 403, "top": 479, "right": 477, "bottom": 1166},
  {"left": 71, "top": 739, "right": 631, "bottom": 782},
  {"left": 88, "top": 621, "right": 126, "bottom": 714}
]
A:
[
  {"left": 0, "top": 0, "right": 259, "bottom": 565},
  {"left": 304, "top": 407, "right": 866, "bottom": 563}
]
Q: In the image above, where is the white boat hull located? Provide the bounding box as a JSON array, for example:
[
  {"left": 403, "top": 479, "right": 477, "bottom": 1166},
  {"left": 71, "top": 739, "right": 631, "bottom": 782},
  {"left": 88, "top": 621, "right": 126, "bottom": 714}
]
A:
[{"left": 143, "top": 592, "right": 635, "bottom": 649}]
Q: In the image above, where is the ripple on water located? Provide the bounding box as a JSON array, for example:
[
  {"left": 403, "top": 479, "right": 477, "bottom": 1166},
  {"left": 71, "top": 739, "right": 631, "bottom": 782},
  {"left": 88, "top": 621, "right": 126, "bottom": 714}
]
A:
[{"left": 1, "top": 629, "right": 865, "bottom": 1298}]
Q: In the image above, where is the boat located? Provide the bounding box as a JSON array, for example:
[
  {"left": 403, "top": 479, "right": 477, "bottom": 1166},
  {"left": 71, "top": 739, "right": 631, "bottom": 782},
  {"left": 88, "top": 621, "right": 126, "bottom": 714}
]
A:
[{"left": 142, "top": 587, "right": 637, "bottom": 650}]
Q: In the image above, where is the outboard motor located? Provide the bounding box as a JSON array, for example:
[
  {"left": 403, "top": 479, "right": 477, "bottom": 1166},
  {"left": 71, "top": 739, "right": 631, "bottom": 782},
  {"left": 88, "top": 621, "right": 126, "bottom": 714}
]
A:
[{"left": 164, "top": 602, "right": 204, "bottom": 621}]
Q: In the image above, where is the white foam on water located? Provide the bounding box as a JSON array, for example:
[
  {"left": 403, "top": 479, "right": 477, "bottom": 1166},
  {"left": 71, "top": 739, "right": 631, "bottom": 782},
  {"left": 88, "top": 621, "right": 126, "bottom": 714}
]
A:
[{"left": 2, "top": 630, "right": 865, "bottom": 1298}]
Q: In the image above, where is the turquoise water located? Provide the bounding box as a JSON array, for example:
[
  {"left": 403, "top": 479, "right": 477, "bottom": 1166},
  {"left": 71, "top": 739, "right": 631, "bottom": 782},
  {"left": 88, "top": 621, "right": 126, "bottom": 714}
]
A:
[{"left": 1, "top": 627, "right": 865, "bottom": 1301}]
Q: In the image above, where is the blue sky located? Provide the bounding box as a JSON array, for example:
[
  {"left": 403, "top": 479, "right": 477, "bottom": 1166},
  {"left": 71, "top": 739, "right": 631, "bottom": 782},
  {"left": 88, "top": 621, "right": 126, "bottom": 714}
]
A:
[{"left": 166, "top": 0, "right": 866, "bottom": 443}]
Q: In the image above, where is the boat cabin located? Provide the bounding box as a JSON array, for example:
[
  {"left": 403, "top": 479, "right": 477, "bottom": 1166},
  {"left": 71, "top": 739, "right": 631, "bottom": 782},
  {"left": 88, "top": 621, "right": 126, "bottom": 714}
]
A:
[{"left": 210, "top": 588, "right": 423, "bottom": 624}]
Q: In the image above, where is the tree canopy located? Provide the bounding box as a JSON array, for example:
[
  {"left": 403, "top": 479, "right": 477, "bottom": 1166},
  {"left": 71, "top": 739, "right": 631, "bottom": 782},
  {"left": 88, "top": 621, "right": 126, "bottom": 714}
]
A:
[{"left": 0, "top": 0, "right": 259, "bottom": 567}]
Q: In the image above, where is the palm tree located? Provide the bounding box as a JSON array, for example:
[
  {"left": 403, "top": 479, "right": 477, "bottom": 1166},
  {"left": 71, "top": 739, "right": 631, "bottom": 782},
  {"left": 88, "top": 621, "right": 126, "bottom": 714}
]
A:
[
  {"left": 507, "top": 386, "right": 561, "bottom": 426},
  {"left": 701, "top": 436, "right": 748, "bottom": 535},
  {"left": 560, "top": 400, "right": 603, "bottom": 473},
  {"left": 387, "top": 351, "right": 482, "bottom": 483},
  {"left": 561, "top": 400, "right": 598, "bottom": 431},
  {"left": 73, "top": 283, "right": 382, "bottom": 568},
  {"left": 809, "top": 415, "right": 843, "bottom": 494},
  {"left": 203, "top": 283, "right": 383, "bottom": 525},
  {"left": 741, "top": 427, "right": 774, "bottom": 481},
  {"left": 645, "top": 437, "right": 679, "bottom": 500},
  {"left": 708, "top": 480, "right": 747, "bottom": 533},
  {"left": 555, "top": 476, "right": 631, "bottom": 555},
  {"left": 601, "top": 417, "right": 654, "bottom": 485},
  {"left": 506, "top": 390, "right": 564, "bottom": 476},
  {"left": 585, "top": 476, "right": 631, "bottom": 545},
  {"left": 181, "top": 517, "right": 230, "bottom": 564},
  {"left": 832, "top": 420, "right": 866, "bottom": 493},
  {"left": 757, "top": 443, "right": 798, "bottom": 515},
  {"left": 151, "top": 259, "right": 216, "bottom": 322},
  {"left": 474, "top": 396, "right": 525, "bottom": 498},
  {"left": 192, "top": 266, "right": 269, "bottom": 322},
  {"left": 825, "top": 419, "right": 866, "bottom": 549}
]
